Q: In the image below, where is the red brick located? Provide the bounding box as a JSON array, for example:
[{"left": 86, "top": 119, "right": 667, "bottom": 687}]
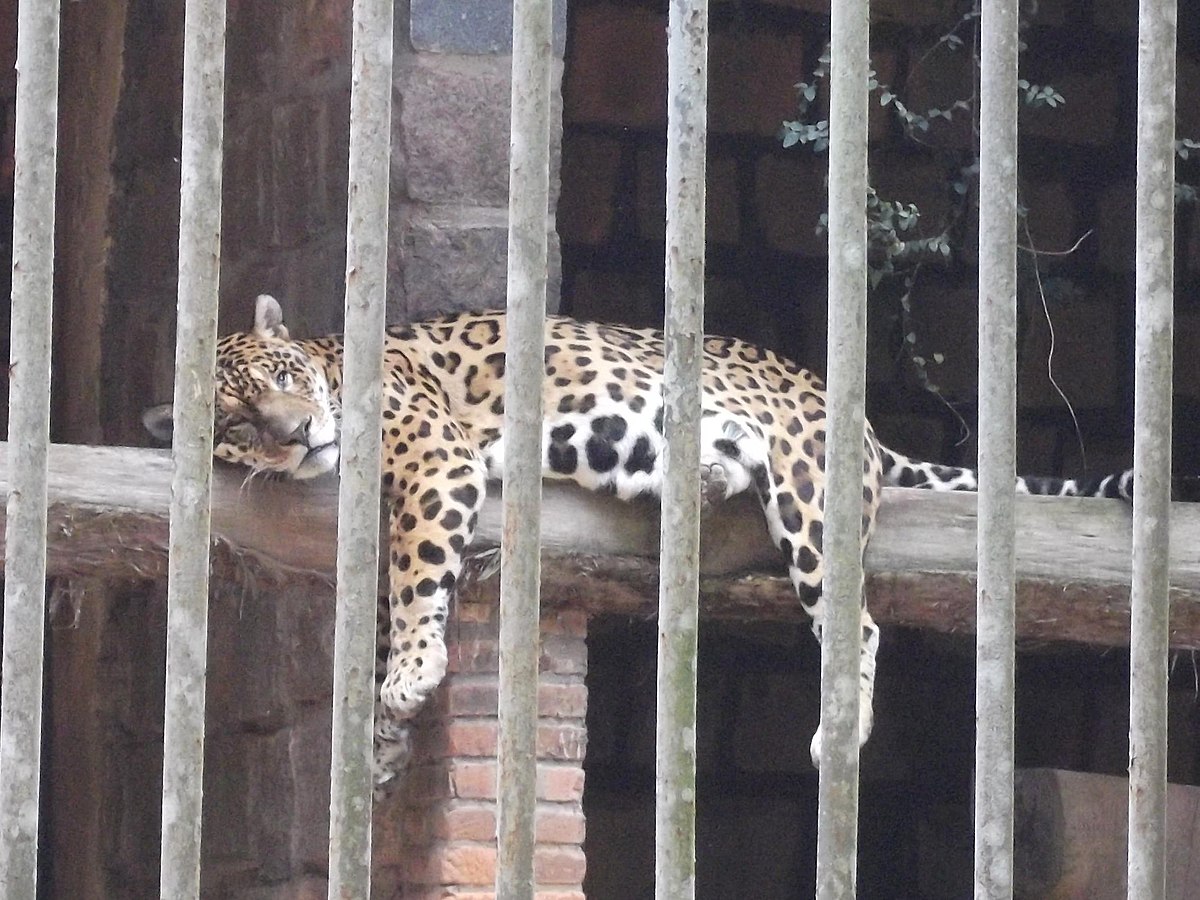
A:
[
  {"left": 559, "top": 134, "right": 621, "bottom": 245},
  {"left": 537, "top": 723, "right": 587, "bottom": 762},
  {"left": 443, "top": 679, "right": 500, "bottom": 717},
  {"left": 634, "top": 149, "right": 740, "bottom": 245},
  {"left": 434, "top": 801, "right": 498, "bottom": 842},
  {"left": 539, "top": 609, "right": 588, "bottom": 637},
  {"left": 449, "top": 761, "right": 497, "bottom": 800},
  {"left": 535, "top": 804, "right": 587, "bottom": 844},
  {"left": 1018, "top": 294, "right": 1120, "bottom": 411},
  {"left": 447, "top": 639, "right": 500, "bottom": 674},
  {"left": 429, "top": 720, "right": 586, "bottom": 762},
  {"left": 443, "top": 720, "right": 499, "bottom": 757},
  {"left": 536, "top": 764, "right": 586, "bottom": 804},
  {"left": 538, "top": 683, "right": 588, "bottom": 719},
  {"left": 540, "top": 635, "right": 587, "bottom": 676},
  {"left": 444, "top": 761, "right": 585, "bottom": 803},
  {"left": 709, "top": 29, "right": 807, "bottom": 136},
  {"left": 239, "top": 877, "right": 329, "bottom": 900},
  {"left": 755, "top": 155, "right": 827, "bottom": 257},
  {"left": 533, "top": 845, "right": 588, "bottom": 885},
  {"left": 441, "top": 680, "right": 588, "bottom": 719},
  {"left": 405, "top": 842, "right": 497, "bottom": 886},
  {"left": 398, "top": 893, "right": 582, "bottom": 900},
  {"left": 564, "top": 5, "right": 667, "bottom": 128}
]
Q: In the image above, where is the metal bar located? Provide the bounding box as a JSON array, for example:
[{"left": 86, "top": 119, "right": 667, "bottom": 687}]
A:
[
  {"left": 815, "top": 0, "right": 869, "bottom": 896},
  {"left": 655, "top": 0, "right": 707, "bottom": 897},
  {"left": 0, "top": 0, "right": 61, "bottom": 894},
  {"left": 973, "top": 2, "right": 1020, "bottom": 898},
  {"left": 1128, "top": 0, "right": 1176, "bottom": 896},
  {"left": 158, "top": 0, "right": 226, "bottom": 895},
  {"left": 327, "top": 0, "right": 393, "bottom": 895},
  {"left": 496, "top": 0, "right": 554, "bottom": 893}
]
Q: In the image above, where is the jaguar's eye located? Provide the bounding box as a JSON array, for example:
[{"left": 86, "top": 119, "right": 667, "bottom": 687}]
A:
[{"left": 274, "top": 370, "right": 293, "bottom": 389}]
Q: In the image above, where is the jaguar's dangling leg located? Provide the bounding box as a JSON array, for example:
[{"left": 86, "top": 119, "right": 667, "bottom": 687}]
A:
[
  {"left": 375, "top": 388, "right": 487, "bottom": 719},
  {"left": 756, "top": 468, "right": 880, "bottom": 768}
]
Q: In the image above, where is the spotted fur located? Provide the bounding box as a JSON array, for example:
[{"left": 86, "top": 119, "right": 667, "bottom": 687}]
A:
[{"left": 143, "top": 295, "right": 1137, "bottom": 782}]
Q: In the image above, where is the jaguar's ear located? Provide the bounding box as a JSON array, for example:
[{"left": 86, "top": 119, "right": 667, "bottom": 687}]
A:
[
  {"left": 142, "top": 403, "right": 174, "bottom": 443},
  {"left": 254, "top": 294, "right": 289, "bottom": 340}
]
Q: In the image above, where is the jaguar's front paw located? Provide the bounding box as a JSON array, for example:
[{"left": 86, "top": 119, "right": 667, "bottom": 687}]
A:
[
  {"left": 808, "top": 704, "right": 874, "bottom": 768},
  {"left": 379, "top": 643, "right": 449, "bottom": 717},
  {"left": 372, "top": 713, "right": 414, "bottom": 793}
]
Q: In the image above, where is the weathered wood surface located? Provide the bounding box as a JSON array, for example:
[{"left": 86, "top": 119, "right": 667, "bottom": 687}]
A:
[
  {"left": 1014, "top": 768, "right": 1200, "bottom": 899},
  {"left": 3, "top": 442, "right": 1200, "bottom": 648}
]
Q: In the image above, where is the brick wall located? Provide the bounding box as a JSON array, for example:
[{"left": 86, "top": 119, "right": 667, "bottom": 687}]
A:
[
  {"left": 558, "top": 0, "right": 1200, "bottom": 477},
  {"left": 375, "top": 601, "right": 588, "bottom": 900},
  {"left": 38, "top": 0, "right": 1200, "bottom": 896}
]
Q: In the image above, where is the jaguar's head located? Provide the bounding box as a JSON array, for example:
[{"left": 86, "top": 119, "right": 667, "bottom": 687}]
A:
[{"left": 143, "top": 294, "right": 340, "bottom": 479}]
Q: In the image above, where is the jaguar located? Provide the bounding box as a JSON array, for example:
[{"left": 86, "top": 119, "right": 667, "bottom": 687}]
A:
[{"left": 144, "top": 294, "right": 1137, "bottom": 783}]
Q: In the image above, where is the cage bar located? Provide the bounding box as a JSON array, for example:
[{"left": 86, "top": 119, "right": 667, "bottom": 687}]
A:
[
  {"left": 814, "top": 0, "right": 869, "bottom": 896},
  {"left": 1128, "top": 0, "right": 1176, "bottom": 896},
  {"left": 496, "top": 0, "right": 554, "bottom": 894},
  {"left": 158, "top": 0, "right": 227, "bottom": 895},
  {"left": 0, "top": 0, "right": 62, "bottom": 894},
  {"left": 655, "top": 1, "right": 708, "bottom": 897},
  {"left": 974, "top": 1, "right": 1019, "bottom": 897},
  {"left": 326, "top": 0, "right": 394, "bottom": 895}
]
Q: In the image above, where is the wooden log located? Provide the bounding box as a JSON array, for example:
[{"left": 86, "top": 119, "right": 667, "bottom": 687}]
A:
[
  {"left": 3, "top": 441, "right": 1200, "bottom": 648},
  {"left": 1014, "top": 768, "right": 1200, "bottom": 899}
]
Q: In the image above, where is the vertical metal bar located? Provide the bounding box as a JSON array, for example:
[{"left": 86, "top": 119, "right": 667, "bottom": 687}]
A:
[
  {"left": 496, "top": 0, "right": 553, "bottom": 894},
  {"left": 816, "top": 0, "right": 868, "bottom": 897},
  {"left": 1128, "top": 0, "right": 1176, "bottom": 896},
  {"left": 327, "top": 0, "right": 393, "bottom": 896},
  {"left": 0, "top": 1, "right": 61, "bottom": 894},
  {"left": 158, "top": 0, "right": 225, "bottom": 895},
  {"left": 655, "top": 1, "right": 707, "bottom": 897},
  {"left": 974, "top": 1, "right": 1019, "bottom": 897}
]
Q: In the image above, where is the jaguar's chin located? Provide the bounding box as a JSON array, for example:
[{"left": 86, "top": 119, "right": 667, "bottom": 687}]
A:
[{"left": 293, "top": 442, "right": 339, "bottom": 479}]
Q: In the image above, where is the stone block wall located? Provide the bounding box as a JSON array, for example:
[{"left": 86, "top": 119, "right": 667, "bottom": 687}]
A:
[{"left": 390, "top": 0, "right": 567, "bottom": 321}]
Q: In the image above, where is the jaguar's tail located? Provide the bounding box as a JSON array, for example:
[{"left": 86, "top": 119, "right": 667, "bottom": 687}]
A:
[{"left": 877, "top": 445, "right": 1136, "bottom": 501}]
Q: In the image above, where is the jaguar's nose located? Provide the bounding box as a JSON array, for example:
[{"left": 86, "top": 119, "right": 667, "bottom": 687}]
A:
[{"left": 287, "top": 415, "right": 314, "bottom": 444}]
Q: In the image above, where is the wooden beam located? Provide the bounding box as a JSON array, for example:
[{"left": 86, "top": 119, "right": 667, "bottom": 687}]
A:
[{"left": 3, "top": 442, "right": 1199, "bottom": 648}]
